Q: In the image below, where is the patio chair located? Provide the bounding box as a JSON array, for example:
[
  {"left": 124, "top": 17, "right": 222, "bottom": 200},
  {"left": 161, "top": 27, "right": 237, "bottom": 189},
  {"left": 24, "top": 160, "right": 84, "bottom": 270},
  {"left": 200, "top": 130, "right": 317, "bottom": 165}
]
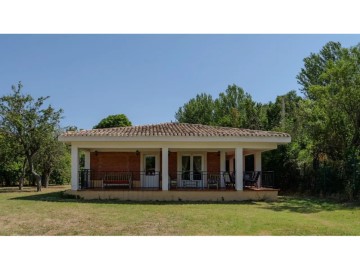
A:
[
  {"left": 207, "top": 174, "right": 220, "bottom": 189},
  {"left": 244, "top": 171, "right": 261, "bottom": 188},
  {"left": 169, "top": 174, "right": 177, "bottom": 189},
  {"left": 223, "top": 172, "right": 235, "bottom": 189}
]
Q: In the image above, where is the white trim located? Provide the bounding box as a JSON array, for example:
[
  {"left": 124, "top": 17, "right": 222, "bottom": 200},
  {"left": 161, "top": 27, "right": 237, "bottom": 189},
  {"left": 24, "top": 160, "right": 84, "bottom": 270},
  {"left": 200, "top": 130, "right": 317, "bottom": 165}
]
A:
[
  {"left": 59, "top": 135, "right": 291, "bottom": 144},
  {"left": 66, "top": 141, "right": 279, "bottom": 151}
]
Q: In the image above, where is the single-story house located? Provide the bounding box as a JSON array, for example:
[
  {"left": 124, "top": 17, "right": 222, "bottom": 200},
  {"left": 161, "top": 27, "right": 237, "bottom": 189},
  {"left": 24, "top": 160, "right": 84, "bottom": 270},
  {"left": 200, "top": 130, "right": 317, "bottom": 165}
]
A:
[{"left": 59, "top": 122, "right": 291, "bottom": 201}]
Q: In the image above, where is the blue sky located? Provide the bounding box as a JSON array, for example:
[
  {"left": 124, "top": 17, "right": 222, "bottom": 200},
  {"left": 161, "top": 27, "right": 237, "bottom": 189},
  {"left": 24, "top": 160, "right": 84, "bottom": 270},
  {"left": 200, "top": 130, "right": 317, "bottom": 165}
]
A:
[{"left": 0, "top": 34, "right": 359, "bottom": 129}]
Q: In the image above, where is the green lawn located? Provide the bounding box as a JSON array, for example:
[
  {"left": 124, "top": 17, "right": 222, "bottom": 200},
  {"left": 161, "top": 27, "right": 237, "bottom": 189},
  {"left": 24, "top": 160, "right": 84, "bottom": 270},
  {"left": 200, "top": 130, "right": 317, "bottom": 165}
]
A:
[{"left": 0, "top": 186, "right": 359, "bottom": 235}]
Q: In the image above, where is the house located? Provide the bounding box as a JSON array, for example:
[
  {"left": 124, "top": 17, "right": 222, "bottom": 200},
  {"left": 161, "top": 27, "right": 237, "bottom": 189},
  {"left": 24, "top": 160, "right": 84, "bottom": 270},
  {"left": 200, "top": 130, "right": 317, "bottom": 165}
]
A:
[{"left": 59, "top": 122, "right": 291, "bottom": 201}]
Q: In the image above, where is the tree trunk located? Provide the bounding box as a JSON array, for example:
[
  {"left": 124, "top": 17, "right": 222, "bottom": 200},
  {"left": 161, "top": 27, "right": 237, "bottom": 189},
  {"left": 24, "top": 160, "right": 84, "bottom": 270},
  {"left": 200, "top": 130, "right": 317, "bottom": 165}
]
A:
[
  {"left": 18, "top": 177, "right": 24, "bottom": 190},
  {"left": 42, "top": 173, "right": 50, "bottom": 188},
  {"left": 18, "top": 159, "right": 27, "bottom": 190},
  {"left": 36, "top": 175, "right": 41, "bottom": 192}
]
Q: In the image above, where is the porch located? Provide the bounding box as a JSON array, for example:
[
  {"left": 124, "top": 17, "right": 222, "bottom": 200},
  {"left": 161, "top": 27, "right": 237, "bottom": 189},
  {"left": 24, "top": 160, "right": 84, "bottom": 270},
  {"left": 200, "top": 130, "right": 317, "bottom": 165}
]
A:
[
  {"left": 78, "top": 169, "right": 276, "bottom": 191},
  {"left": 74, "top": 147, "right": 274, "bottom": 192},
  {"left": 60, "top": 122, "right": 291, "bottom": 200}
]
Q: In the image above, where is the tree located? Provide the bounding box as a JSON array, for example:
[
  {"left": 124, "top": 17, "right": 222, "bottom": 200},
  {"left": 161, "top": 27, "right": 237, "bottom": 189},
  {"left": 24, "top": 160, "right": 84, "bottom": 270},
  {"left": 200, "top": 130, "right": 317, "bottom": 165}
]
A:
[
  {"left": 0, "top": 82, "right": 63, "bottom": 191},
  {"left": 93, "top": 114, "right": 132, "bottom": 129},
  {"left": 35, "top": 129, "right": 68, "bottom": 188},
  {"left": 175, "top": 93, "right": 215, "bottom": 125},
  {"left": 214, "top": 84, "right": 263, "bottom": 129},
  {"left": 297, "top": 41, "right": 342, "bottom": 99},
  {"left": 175, "top": 85, "right": 263, "bottom": 129},
  {"left": 295, "top": 42, "right": 360, "bottom": 198},
  {"left": 0, "top": 134, "right": 26, "bottom": 188}
]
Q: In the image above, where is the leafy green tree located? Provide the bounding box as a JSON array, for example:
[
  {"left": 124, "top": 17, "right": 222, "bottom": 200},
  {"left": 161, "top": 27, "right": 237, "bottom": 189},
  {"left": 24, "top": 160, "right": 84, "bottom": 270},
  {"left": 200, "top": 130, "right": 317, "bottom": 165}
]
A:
[
  {"left": 297, "top": 41, "right": 342, "bottom": 99},
  {"left": 0, "top": 134, "right": 25, "bottom": 187},
  {"left": 214, "top": 84, "right": 250, "bottom": 127},
  {"left": 294, "top": 42, "right": 360, "bottom": 198},
  {"left": 93, "top": 114, "right": 132, "bottom": 129},
  {"left": 35, "top": 129, "right": 69, "bottom": 187},
  {"left": 176, "top": 85, "right": 263, "bottom": 129},
  {"left": 175, "top": 93, "right": 215, "bottom": 125},
  {"left": 0, "top": 82, "right": 63, "bottom": 191}
]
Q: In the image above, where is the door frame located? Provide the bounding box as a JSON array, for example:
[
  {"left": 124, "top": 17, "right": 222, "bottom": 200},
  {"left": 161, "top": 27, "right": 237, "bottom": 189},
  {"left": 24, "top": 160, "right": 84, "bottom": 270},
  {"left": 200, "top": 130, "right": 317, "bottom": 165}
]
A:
[{"left": 140, "top": 151, "right": 160, "bottom": 187}]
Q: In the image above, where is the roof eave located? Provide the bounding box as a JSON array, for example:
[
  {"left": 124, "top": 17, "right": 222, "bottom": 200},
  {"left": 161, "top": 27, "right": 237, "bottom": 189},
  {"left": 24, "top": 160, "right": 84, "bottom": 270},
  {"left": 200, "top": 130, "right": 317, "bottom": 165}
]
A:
[{"left": 58, "top": 135, "right": 291, "bottom": 144}]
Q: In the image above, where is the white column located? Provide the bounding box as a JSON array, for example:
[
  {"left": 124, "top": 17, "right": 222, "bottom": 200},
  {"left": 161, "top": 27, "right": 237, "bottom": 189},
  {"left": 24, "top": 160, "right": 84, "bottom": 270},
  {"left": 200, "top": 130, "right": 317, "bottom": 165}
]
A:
[
  {"left": 161, "top": 147, "right": 169, "bottom": 191},
  {"left": 235, "top": 147, "right": 243, "bottom": 191},
  {"left": 71, "top": 144, "right": 79, "bottom": 191},
  {"left": 220, "top": 151, "right": 226, "bottom": 188},
  {"left": 254, "top": 152, "right": 262, "bottom": 187}
]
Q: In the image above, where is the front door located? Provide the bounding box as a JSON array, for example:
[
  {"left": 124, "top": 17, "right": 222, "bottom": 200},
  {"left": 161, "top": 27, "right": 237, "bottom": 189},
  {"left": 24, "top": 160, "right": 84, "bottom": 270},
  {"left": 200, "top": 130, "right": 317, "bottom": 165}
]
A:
[{"left": 142, "top": 155, "right": 159, "bottom": 188}]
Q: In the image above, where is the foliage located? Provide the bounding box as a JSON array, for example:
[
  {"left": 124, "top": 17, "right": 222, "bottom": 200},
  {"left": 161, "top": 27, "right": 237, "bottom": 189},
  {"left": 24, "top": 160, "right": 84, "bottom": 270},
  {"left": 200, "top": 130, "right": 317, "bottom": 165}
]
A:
[
  {"left": 93, "top": 114, "right": 132, "bottom": 129},
  {"left": 35, "top": 129, "right": 70, "bottom": 187},
  {"left": 176, "top": 42, "right": 360, "bottom": 200},
  {"left": 176, "top": 84, "right": 265, "bottom": 129},
  {"left": 0, "top": 82, "right": 64, "bottom": 191},
  {"left": 175, "top": 93, "right": 214, "bottom": 125}
]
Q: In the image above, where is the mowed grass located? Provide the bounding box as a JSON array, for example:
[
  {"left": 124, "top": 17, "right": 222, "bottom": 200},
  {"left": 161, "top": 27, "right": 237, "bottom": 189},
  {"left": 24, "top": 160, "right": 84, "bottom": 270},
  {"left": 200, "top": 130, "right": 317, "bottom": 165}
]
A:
[{"left": 0, "top": 186, "right": 359, "bottom": 235}]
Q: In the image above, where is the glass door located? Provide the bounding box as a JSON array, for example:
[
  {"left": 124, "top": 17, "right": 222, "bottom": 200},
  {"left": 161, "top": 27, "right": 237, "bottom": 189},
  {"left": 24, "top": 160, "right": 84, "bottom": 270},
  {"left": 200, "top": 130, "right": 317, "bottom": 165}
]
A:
[
  {"left": 193, "top": 156, "right": 202, "bottom": 180},
  {"left": 181, "top": 155, "right": 203, "bottom": 187},
  {"left": 181, "top": 156, "right": 191, "bottom": 180}
]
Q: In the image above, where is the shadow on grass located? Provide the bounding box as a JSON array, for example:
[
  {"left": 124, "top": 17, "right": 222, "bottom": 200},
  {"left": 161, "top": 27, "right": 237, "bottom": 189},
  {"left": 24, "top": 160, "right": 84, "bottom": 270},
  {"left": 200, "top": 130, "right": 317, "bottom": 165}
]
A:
[
  {"left": 9, "top": 190, "right": 360, "bottom": 209},
  {"left": 261, "top": 196, "right": 360, "bottom": 214},
  {"left": 10, "top": 190, "right": 260, "bottom": 206}
]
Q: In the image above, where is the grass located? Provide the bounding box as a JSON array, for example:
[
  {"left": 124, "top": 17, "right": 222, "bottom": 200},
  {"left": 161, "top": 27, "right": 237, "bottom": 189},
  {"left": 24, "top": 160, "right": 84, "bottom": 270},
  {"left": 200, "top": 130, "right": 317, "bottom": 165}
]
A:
[{"left": 0, "top": 186, "right": 360, "bottom": 235}]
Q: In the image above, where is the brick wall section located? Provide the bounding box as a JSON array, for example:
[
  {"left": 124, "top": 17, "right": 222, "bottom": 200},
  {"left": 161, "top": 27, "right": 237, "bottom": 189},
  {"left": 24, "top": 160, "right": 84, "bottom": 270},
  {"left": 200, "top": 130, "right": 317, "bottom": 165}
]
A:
[
  {"left": 169, "top": 152, "right": 177, "bottom": 179},
  {"left": 207, "top": 152, "right": 220, "bottom": 173},
  {"left": 90, "top": 152, "right": 140, "bottom": 179},
  {"left": 159, "top": 151, "right": 177, "bottom": 179},
  {"left": 90, "top": 151, "right": 218, "bottom": 179}
]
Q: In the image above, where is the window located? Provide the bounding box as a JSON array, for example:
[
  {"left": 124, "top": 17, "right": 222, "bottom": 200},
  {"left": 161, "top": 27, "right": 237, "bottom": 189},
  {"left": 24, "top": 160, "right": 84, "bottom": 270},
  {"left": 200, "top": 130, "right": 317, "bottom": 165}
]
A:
[
  {"left": 181, "top": 155, "right": 203, "bottom": 180},
  {"left": 145, "top": 155, "right": 156, "bottom": 175}
]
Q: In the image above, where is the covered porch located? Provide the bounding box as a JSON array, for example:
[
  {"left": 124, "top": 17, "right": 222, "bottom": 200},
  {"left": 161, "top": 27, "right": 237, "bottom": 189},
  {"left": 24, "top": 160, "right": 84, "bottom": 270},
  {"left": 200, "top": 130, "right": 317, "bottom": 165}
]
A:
[
  {"left": 60, "top": 122, "right": 291, "bottom": 201},
  {"left": 74, "top": 147, "right": 275, "bottom": 191}
]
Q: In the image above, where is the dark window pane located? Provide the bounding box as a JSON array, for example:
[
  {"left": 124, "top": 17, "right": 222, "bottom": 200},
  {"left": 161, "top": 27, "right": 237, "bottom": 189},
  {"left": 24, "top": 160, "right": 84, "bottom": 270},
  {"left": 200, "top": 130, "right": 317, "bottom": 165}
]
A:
[
  {"left": 182, "top": 156, "right": 190, "bottom": 180},
  {"left": 193, "top": 156, "right": 202, "bottom": 180},
  {"left": 145, "top": 156, "right": 155, "bottom": 175}
]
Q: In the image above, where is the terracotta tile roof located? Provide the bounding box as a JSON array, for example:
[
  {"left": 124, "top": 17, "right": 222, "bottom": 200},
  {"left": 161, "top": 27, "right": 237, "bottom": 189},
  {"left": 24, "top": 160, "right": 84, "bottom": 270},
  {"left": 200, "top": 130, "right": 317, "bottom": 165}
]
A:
[{"left": 61, "top": 123, "right": 290, "bottom": 138}]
